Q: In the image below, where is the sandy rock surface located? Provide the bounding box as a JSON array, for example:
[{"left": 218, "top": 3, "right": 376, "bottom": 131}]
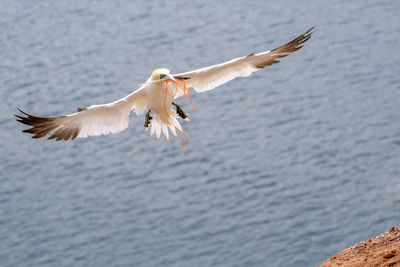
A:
[{"left": 319, "top": 227, "right": 400, "bottom": 267}]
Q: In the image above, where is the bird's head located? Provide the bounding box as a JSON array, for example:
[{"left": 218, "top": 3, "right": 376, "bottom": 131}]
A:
[{"left": 151, "top": 68, "right": 177, "bottom": 83}]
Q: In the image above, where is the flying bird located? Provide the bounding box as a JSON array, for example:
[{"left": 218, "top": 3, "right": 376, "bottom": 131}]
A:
[{"left": 16, "top": 27, "right": 314, "bottom": 150}]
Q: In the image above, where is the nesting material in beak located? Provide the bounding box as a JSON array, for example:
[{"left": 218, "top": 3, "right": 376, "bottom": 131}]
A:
[{"left": 166, "top": 73, "right": 177, "bottom": 83}]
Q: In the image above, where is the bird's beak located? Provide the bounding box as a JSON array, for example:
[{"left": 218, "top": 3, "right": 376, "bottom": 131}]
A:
[{"left": 166, "top": 73, "right": 177, "bottom": 83}]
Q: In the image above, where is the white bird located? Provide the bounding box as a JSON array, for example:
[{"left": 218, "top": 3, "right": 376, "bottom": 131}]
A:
[{"left": 16, "top": 27, "right": 314, "bottom": 150}]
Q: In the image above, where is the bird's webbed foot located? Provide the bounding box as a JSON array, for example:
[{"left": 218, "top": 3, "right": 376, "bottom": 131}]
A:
[
  {"left": 172, "top": 102, "right": 188, "bottom": 119},
  {"left": 144, "top": 110, "right": 153, "bottom": 128}
]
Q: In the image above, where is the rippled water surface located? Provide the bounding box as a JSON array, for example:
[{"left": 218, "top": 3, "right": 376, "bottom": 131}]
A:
[{"left": 1, "top": 0, "right": 400, "bottom": 266}]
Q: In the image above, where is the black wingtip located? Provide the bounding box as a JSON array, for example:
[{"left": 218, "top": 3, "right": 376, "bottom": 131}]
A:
[
  {"left": 17, "top": 107, "right": 27, "bottom": 115},
  {"left": 305, "top": 26, "right": 316, "bottom": 35},
  {"left": 15, "top": 108, "right": 27, "bottom": 123},
  {"left": 17, "top": 108, "right": 34, "bottom": 118}
]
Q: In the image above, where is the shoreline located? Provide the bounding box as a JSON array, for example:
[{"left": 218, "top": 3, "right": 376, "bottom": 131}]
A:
[{"left": 319, "top": 226, "right": 400, "bottom": 266}]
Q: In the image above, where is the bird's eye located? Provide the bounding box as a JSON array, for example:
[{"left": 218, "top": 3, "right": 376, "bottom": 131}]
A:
[{"left": 160, "top": 74, "right": 166, "bottom": 79}]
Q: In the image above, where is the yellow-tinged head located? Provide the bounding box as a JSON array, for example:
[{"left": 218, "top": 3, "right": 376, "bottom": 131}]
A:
[{"left": 151, "top": 68, "right": 176, "bottom": 83}]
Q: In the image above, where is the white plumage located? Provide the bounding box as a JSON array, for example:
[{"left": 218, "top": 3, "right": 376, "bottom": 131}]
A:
[{"left": 16, "top": 27, "right": 313, "bottom": 149}]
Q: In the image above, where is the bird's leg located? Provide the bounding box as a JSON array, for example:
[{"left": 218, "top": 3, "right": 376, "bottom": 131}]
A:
[
  {"left": 172, "top": 102, "right": 188, "bottom": 119},
  {"left": 144, "top": 110, "right": 153, "bottom": 128}
]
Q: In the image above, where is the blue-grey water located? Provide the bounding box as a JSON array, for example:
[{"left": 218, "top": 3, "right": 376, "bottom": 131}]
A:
[{"left": 1, "top": 0, "right": 400, "bottom": 266}]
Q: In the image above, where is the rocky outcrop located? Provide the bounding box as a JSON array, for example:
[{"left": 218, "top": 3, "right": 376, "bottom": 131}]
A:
[{"left": 319, "top": 227, "right": 400, "bottom": 267}]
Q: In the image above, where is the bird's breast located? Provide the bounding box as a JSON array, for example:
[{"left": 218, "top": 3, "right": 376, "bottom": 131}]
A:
[{"left": 145, "top": 81, "right": 175, "bottom": 115}]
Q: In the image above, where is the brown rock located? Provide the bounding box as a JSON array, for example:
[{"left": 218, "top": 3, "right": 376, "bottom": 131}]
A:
[
  {"left": 383, "top": 252, "right": 395, "bottom": 259},
  {"left": 319, "top": 227, "right": 400, "bottom": 267}
]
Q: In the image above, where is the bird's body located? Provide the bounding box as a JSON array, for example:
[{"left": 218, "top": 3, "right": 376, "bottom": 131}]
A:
[{"left": 16, "top": 27, "right": 314, "bottom": 149}]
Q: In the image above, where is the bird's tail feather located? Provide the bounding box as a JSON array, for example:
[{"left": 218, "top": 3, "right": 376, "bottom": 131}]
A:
[{"left": 147, "top": 111, "right": 188, "bottom": 150}]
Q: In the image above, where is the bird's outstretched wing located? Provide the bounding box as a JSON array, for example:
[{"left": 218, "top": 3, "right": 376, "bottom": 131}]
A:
[
  {"left": 173, "top": 27, "right": 314, "bottom": 93},
  {"left": 15, "top": 87, "right": 147, "bottom": 141}
]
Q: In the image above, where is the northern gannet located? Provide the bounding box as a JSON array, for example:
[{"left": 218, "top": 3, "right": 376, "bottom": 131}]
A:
[{"left": 16, "top": 27, "right": 314, "bottom": 150}]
